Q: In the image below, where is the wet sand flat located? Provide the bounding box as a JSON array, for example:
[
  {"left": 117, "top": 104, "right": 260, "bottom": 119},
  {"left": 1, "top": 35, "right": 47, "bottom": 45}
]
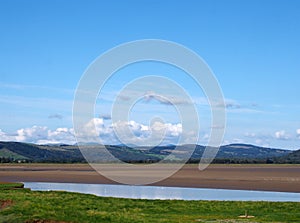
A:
[{"left": 0, "top": 164, "right": 299, "bottom": 192}]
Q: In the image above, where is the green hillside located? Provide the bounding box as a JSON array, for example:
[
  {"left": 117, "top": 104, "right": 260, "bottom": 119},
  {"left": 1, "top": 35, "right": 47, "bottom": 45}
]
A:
[
  {"left": 0, "top": 141, "right": 297, "bottom": 163},
  {"left": 275, "top": 149, "right": 300, "bottom": 164},
  {"left": 0, "top": 148, "right": 27, "bottom": 160}
]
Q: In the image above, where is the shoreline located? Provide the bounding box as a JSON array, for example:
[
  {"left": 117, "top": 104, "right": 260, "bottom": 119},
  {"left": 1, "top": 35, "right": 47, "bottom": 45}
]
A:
[{"left": 1, "top": 164, "right": 300, "bottom": 193}]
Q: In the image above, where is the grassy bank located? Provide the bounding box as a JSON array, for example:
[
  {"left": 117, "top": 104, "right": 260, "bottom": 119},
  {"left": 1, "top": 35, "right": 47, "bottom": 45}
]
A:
[{"left": 0, "top": 183, "right": 299, "bottom": 223}]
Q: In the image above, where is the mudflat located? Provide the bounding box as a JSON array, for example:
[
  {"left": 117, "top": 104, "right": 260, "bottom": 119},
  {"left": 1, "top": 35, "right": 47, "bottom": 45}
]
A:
[{"left": 0, "top": 164, "right": 299, "bottom": 192}]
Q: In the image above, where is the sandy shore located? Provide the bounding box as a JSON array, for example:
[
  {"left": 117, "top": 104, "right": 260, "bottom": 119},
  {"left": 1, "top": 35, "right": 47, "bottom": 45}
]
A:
[{"left": 0, "top": 164, "right": 299, "bottom": 192}]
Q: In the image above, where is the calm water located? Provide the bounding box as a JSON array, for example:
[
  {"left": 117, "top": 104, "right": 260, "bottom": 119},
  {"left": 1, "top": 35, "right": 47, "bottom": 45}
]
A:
[{"left": 24, "top": 182, "right": 300, "bottom": 202}]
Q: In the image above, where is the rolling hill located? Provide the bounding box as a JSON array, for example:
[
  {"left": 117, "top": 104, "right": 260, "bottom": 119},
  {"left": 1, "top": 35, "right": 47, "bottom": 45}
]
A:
[
  {"left": 0, "top": 141, "right": 297, "bottom": 163},
  {"left": 275, "top": 149, "right": 300, "bottom": 164},
  {"left": 0, "top": 142, "right": 84, "bottom": 163}
]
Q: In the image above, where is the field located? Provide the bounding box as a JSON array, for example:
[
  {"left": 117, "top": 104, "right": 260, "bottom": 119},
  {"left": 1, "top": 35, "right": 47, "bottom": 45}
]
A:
[
  {"left": 0, "top": 164, "right": 300, "bottom": 192},
  {"left": 0, "top": 182, "right": 299, "bottom": 223}
]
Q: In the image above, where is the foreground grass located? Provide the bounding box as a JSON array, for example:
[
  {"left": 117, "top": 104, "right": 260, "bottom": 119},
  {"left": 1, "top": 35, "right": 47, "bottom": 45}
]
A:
[
  {"left": 0, "top": 182, "right": 24, "bottom": 190},
  {"left": 0, "top": 183, "right": 299, "bottom": 223}
]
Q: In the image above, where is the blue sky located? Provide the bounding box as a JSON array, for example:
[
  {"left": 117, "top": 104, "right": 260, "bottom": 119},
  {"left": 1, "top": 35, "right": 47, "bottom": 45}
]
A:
[{"left": 0, "top": 0, "right": 300, "bottom": 149}]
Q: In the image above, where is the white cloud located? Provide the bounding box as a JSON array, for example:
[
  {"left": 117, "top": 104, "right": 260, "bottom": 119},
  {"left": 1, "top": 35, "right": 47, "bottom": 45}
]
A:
[
  {"left": 275, "top": 130, "right": 289, "bottom": 140},
  {"left": 0, "top": 129, "right": 16, "bottom": 141},
  {"left": 76, "top": 118, "right": 105, "bottom": 143},
  {"left": 245, "top": 132, "right": 256, "bottom": 138},
  {"left": 0, "top": 119, "right": 187, "bottom": 146},
  {"left": 0, "top": 126, "right": 75, "bottom": 145},
  {"left": 3, "top": 123, "right": 298, "bottom": 148},
  {"left": 232, "top": 138, "right": 244, "bottom": 144},
  {"left": 109, "top": 120, "right": 183, "bottom": 146},
  {"left": 16, "top": 126, "right": 49, "bottom": 142},
  {"left": 203, "top": 133, "right": 210, "bottom": 140},
  {"left": 255, "top": 139, "right": 263, "bottom": 145},
  {"left": 297, "top": 129, "right": 300, "bottom": 138},
  {"left": 254, "top": 139, "right": 270, "bottom": 148},
  {"left": 243, "top": 131, "right": 271, "bottom": 147},
  {"left": 44, "top": 128, "right": 75, "bottom": 144}
]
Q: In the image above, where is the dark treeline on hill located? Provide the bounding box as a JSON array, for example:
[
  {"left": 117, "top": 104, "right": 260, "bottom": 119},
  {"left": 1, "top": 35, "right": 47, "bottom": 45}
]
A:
[
  {"left": 0, "top": 141, "right": 299, "bottom": 164},
  {"left": 274, "top": 149, "right": 300, "bottom": 164}
]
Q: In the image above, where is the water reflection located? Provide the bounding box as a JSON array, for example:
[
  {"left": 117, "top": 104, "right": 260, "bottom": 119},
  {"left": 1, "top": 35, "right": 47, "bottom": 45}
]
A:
[{"left": 24, "top": 182, "right": 300, "bottom": 202}]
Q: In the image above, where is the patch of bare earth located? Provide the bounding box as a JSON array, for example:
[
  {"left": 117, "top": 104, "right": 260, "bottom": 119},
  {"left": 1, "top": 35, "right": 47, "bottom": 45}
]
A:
[{"left": 0, "top": 199, "right": 13, "bottom": 209}]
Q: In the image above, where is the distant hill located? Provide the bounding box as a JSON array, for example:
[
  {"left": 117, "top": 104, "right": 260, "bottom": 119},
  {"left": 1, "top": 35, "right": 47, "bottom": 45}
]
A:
[
  {"left": 275, "top": 149, "right": 300, "bottom": 164},
  {"left": 0, "top": 142, "right": 84, "bottom": 163},
  {"left": 140, "top": 144, "right": 291, "bottom": 163},
  {"left": 0, "top": 141, "right": 296, "bottom": 163},
  {"left": 212, "top": 144, "right": 291, "bottom": 163}
]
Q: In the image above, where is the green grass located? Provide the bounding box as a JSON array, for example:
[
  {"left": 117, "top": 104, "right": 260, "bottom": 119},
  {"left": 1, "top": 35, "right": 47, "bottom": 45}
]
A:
[
  {"left": 0, "top": 182, "right": 24, "bottom": 190},
  {"left": 0, "top": 183, "right": 299, "bottom": 223}
]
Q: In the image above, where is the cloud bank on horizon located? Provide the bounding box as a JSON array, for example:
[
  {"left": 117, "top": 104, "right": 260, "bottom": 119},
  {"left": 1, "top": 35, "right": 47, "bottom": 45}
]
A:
[
  {"left": 0, "top": 118, "right": 184, "bottom": 146},
  {"left": 0, "top": 118, "right": 299, "bottom": 150}
]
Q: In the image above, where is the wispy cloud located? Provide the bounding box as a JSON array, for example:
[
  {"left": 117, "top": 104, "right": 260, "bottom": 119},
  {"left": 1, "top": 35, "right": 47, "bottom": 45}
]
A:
[
  {"left": 221, "top": 99, "right": 241, "bottom": 109},
  {"left": 116, "top": 94, "right": 131, "bottom": 101},
  {"left": 0, "top": 82, "right": 74, "bottom": 95},
  {"left": 194, "top": 97, "right": 263, "bottom": 114},
  {"left": 0, "top": 95, "right": 72, "bottom": 111},
  {"left": 114, "top": 89, "right": 191, "bottom": 106},
  {"left": 143, "top": 91, "right": 190, "bottom": 105},
  {"left": 48, "top": 114, "right": 63, "bottom": 120},
  {"left": 99, "top": 114, "right": 111, "bottom": 120}
]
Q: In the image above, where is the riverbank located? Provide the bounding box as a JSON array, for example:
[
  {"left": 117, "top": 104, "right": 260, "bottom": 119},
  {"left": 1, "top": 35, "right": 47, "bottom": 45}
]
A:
[
  {"left": 0, "top": 182, "right": 299, "bottom": 222},
  {"left": 0, "top": 164, "right": 300, "bottom": 192}
]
